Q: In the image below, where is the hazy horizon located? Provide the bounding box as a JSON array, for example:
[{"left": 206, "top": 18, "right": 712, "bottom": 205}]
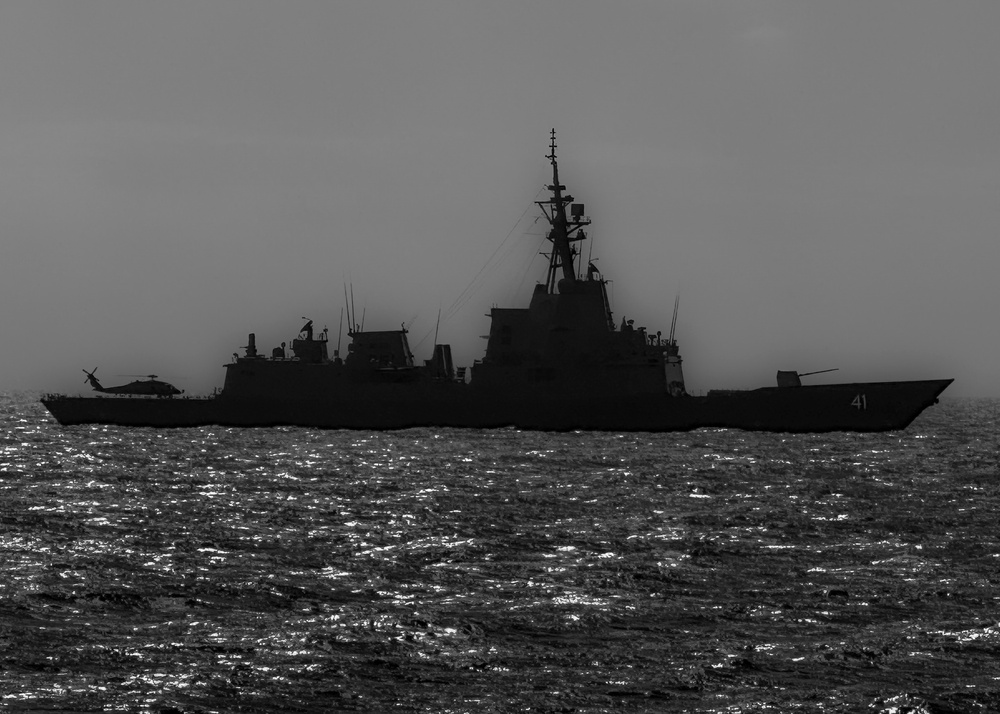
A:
[{"left": 3, "top": 2, "right": 997, "bottom": 398}]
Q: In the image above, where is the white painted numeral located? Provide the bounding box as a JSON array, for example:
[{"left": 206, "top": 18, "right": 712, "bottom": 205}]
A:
[{"left": 851, "top": 394, "right": 867, "bottom": 410}]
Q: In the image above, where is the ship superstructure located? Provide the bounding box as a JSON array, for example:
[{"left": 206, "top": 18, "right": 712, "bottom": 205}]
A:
[{"left": 475, "top": 132, "right": 685, "bottom": 399}]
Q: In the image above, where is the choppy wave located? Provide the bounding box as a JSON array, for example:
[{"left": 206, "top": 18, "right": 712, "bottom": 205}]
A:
[{"left": 2, "top": 394, "right": 999, "bottom": 712}]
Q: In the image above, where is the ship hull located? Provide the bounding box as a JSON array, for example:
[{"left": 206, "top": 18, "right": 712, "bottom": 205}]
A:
[{"left": 41, "top": 378, "right": 952, "bottom": 433}]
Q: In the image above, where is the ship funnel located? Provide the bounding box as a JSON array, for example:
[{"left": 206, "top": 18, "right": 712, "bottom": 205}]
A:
[{"left": 665, "top": 349, "right": 686, "bottom": 397}]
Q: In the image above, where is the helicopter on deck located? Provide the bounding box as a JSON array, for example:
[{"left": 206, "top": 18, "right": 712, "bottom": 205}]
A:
[{"left": 82, "top": 368, "right": 183, "bottom": 397}]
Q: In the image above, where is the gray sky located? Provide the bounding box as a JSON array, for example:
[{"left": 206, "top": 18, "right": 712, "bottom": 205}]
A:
[{"left": 3, "top": 1, "right": 996, "bottom": 397}]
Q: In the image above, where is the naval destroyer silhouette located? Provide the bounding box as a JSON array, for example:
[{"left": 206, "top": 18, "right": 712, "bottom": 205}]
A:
[{"left": 42, "top": 131, "right": 952, "bottom": 431}]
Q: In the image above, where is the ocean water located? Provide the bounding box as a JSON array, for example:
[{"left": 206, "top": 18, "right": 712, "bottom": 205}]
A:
[{"left": 2, "top": 394, "right": 999, "bottom": 713}]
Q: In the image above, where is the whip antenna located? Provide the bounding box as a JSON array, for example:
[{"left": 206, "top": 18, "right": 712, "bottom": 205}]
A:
[{"left": 669, "top": 294, "right": 680, "bottom": 345}]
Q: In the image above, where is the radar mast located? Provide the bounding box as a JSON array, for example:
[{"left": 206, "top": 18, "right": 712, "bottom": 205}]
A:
[{"left": 538, "top": 129, "right": 592, "bottom": 293}]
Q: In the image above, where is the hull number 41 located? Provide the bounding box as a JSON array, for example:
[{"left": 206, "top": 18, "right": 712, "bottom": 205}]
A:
[{"left": 851, "top": 394, "right": 868, "bottom": 410}]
